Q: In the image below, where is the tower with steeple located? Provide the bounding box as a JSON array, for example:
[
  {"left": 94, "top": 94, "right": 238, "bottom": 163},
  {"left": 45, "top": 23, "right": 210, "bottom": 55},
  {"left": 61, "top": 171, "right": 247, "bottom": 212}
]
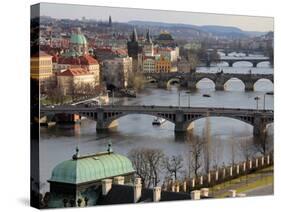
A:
[
  {"left": 127, "top": 28, "right": 142, "bottom": 72},
  {"left": 108, "top": 15, "right": 112, "bottom": 27},
  {"left": 143, "top": 29, "right": 154, "bottom": 56}
]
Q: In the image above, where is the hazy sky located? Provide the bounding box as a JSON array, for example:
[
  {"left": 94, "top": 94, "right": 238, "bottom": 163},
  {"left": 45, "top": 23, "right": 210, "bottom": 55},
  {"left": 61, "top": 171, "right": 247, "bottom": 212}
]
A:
[{"left": 39, "top": 3, "right": 274, "bottom": 32}]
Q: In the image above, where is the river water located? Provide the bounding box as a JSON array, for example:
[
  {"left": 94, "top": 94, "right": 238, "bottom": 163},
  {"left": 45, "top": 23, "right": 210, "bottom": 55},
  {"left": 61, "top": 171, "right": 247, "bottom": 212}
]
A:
[{"left": 39, "top": 54, "right": 274, "bottom": 193}]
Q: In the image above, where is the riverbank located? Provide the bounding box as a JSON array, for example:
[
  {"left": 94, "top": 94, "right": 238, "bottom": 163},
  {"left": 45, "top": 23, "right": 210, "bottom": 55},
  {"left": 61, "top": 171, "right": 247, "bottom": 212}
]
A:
[{"left": 210, "top": 166, "right": 273, "bottom": 198}]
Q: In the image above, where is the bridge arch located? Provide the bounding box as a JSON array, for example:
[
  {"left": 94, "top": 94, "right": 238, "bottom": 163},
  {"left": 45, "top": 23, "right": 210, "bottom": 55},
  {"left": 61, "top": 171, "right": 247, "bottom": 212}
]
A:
[
  {"left": 186, "top": 114, "right": 255, "bottom": 128},
  {"left": 195, "top": 77, "right": 216, "bottom": 89},
  {"left": 167, "top": 78, "right": 180, "bottom": 87},
  {"left": 256, "top": 61, "right": 270, "bottom": 67},
  {"left": 232, "top": 61, "right": 253, "bottom": 67},
  {"left": 146, "top": 77, "right": 158, "bottom": 84},
  {"left": 101, "top": 111, "right": 176, "bottom": 129},
  {"left": 223, "top": 77, "right": 245, "bottom": 91},
  {"left": 253, "top": 78, "right": 273, "bottom": 91}
]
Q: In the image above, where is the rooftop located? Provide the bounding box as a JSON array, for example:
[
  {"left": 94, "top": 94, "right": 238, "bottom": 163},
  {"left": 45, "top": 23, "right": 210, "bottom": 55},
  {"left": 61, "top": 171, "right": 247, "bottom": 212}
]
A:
[{"left": 48, "top": 146, "right": 135, "bottom": 185}]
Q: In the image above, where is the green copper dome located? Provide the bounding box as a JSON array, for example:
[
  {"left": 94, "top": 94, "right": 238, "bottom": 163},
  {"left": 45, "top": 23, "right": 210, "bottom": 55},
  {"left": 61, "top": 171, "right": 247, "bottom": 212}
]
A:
[
  {"left": 49, "top": 151, "right": 135, "bottom": 185},
  {"left": 70, "top": 33, "right": 87, "bottom": 45}
]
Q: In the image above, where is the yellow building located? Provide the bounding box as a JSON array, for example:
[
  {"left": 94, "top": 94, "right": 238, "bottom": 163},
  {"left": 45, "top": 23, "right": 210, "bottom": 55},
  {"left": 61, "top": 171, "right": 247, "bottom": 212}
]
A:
[
  {"left": 31, "top": 51, "right": 54, "bottom": 92},
  {"left": 155, "top": 56, "right": 171, "bottom": 73},
  {"left": 31, "top": 51, "right": 53, "bottom": 80}
]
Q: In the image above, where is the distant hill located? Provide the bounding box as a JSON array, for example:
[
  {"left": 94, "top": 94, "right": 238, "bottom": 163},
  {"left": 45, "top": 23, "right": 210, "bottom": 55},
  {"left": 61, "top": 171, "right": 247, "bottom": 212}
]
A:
[{"left": 128, "top": 20, "right": 267, "bottom": 38}]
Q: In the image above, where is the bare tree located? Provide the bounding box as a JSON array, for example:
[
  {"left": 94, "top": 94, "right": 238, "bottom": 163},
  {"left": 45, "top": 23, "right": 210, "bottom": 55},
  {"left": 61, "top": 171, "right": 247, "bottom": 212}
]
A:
[
  {"left": 230, "top": 141, "right": 237, "bottom": 166},
  {"left": 238, "top": 137, "right": 255, "bottom": 161},
  {"left": 211, "top": 135, "right": 224, "bottom": 170},
  {"left": 254, "top": 131, "right": 273, "bottom": 156},
  {"left": 202, "top": 114, "right": 211, "bottom": 174},
  {"left": 190, "top": 137, "right": 204, "bottom": 178},
  {"left": 128, "top": 148, "right": 165, "bottom": 188},
  {"left": 163, "top": 155, "right": 184, "bottom": 181}
]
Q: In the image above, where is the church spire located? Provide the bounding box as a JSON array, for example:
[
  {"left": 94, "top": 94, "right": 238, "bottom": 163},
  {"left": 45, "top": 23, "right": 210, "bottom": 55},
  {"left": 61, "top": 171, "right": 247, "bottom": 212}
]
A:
[
  {"left": 131, "top": 27, "right": 138, "bottom": 42},
  {"left": 146, "top": 29, "right": 152, "bottom": 43},
  {"left": 109, "top": 15, "right": 112, "bottom": 27}
]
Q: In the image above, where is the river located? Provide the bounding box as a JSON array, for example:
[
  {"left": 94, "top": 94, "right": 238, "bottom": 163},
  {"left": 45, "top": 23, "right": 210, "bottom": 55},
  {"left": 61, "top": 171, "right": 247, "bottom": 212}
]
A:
[{"left": 39, "top": 54, "right": 274, "bottom": 193}]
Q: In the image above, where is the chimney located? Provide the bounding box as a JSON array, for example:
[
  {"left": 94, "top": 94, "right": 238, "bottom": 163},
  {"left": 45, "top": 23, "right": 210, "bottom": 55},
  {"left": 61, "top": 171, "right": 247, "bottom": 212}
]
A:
[
  {"left": 228, "top": 190, "right": 236, "bottom": 197},
  {"left": 153, "top": 187, "right": 161, "bottom": 202},
  {"left": 191, "top": 190, "right": 201, "bottom": 200},
  {"left": 101, "top": 179, "right": 112, "bottom": 196},
  {"left": 134, "top": 178, "right": 142, "bottom": 203},
  {"left": 200, "top": 188, "right": 209, "bottom": 197},
  {"left": 113, "top": 176, "right": 125, "bottom": 185}
]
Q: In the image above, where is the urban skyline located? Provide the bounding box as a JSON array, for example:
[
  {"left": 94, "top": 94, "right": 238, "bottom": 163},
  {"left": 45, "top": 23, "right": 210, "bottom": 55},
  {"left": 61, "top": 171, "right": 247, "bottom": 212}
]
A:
[{"left": 39, "top": 3, "right": 273, "bottom": 32}]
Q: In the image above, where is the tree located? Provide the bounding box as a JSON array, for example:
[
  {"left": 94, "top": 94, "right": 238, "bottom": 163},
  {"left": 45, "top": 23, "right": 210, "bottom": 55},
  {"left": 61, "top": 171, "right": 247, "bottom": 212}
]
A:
[
  {"left": 238, "top": 137, "right": 255, "bottom": 161},
  {"left": 211, "top": 135, "right": 224, "bottom": 170},
  {"left": 254, "top": 131, "right": 273, "bottom": 156},
  {"left": 46, "top": 87, "right": 65, "bottom": 105},
  {"left": 163, "top": 155, "right": 184, "bottom": 180},
  {"left": 209, "top": 49, "right": 220, "bottom": 63},
  {"left": 127, "top": 72, "right": 145, "bottom": 91},
  {"left": 189, "top": 137, "right": 204, "bottom": 178},
  {"left": 202, "top": 115, "right": 212, "bottom": 174},
  {"left": 187, "top": 52, "right": 199, "bottom": 72},
  {"left": 128, "top": 148, "right": 165, "bottom": 188}
]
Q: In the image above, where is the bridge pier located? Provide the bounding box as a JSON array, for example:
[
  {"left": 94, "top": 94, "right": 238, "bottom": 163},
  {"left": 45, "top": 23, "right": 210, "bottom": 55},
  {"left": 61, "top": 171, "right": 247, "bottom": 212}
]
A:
[
  {"left": 187, "top": 81, "right": 197, "bottom": 91},
  {"left": 245, "top": 82, "right": 254, "bottom": 91},
  {"left": 228, "top": 61, "right": 233, "bottom": 67},
  {"left": 252, "top": 62, "right": 257, "bottom": 68},
  {"left": 157, "top": 80, "right": 168, "bottom": 89},
  {"left": 215, "top": 83, "right": 224, "bottom": 91},
  {"left": 96, "top": 108, "right": 118, "bottom": 132}
]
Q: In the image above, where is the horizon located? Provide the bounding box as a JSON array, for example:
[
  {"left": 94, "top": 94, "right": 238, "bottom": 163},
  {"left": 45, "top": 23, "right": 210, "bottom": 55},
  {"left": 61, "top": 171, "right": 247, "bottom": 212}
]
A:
[{"left": 38, "top": 3, "right": 274, "bottom": 32}]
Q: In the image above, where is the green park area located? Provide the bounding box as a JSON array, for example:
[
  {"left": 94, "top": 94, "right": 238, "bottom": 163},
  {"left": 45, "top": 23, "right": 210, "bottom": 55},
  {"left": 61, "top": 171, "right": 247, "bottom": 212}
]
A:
[{"left": 209, "top": 166, "right": 273, "bottom": 198}]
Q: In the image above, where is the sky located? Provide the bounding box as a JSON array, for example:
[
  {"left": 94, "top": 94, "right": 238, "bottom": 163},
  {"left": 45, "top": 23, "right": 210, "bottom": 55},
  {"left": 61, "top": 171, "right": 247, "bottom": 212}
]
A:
[{"left": 38, "top": 3, "right": 274, "bottom": 32}]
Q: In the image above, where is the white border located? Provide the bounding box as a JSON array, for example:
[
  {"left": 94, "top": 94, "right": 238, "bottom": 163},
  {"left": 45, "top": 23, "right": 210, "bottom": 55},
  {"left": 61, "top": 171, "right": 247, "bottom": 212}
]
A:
[{"left": 0, "top": 0, "right": 279, "bottom": 211}]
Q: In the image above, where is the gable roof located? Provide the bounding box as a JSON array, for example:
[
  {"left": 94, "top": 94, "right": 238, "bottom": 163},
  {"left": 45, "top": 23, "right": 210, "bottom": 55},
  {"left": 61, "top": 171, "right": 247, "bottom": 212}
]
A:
[{"left": 57, "top": 68, "right": 91, "bottom": 77}]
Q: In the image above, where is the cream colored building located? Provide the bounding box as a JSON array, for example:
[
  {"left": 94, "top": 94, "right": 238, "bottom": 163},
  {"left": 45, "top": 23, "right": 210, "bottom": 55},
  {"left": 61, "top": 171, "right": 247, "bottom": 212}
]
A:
[
  {"left": 142, "top": 56, "right": 156, "bottom": 73},
  {"left": 57, "top": 68, "right": 97, "bottom": 95}
]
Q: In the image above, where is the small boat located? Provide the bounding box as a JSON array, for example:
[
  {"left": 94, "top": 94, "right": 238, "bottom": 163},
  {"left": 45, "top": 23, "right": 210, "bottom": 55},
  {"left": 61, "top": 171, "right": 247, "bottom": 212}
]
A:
[
  {"left": 202, "top": 94, "right": 211, "bottom": 97},
  {"left": 266, "top": 91, "right": 274, "bottom": 95},
  {"left": 152, "top": 117, "right": 166, "bottom": 125}
]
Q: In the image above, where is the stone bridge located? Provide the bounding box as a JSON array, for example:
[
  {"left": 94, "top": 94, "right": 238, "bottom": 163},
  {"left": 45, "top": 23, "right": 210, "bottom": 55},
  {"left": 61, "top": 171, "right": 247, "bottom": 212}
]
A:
[
  {"left": 202, "top": 57, "right": 271, "bottom": 67},
  {"left": 41, "top": 105, "right": 273, "bottom": 137},
  {"left": 145, "top": 72, "right": 273, "bottom": 91}
]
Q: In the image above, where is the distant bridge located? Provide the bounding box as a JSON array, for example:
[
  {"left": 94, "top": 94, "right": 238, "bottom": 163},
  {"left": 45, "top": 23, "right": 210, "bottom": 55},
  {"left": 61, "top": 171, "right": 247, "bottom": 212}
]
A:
[
  {"left": 201, "top": 57, "right": 271, "bottom": 67},
  {"left": 144, "top": 72, "right": 273, "bottom": 90},
  {"left": 41, "top": 105, "right": 273, "bottom": 137}
]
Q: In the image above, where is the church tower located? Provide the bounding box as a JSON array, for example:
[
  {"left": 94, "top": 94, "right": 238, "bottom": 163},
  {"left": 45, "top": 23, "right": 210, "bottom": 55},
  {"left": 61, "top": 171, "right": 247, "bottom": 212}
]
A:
[
  {"left": 108, "top": 15, "right": 112, "bottom": 27},
  {"left": 127, "top": 28, "right": 142, "bottom": 72},
  {"left": 143, "top": 29, "right": 154, "bottom": 56}
]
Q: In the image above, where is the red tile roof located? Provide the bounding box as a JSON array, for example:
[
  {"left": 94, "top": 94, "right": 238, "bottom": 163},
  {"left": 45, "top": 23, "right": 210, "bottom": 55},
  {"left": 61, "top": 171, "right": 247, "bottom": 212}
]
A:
[
  {"left": 58, "top": 55, "right": 99, "bottom": 65},
  {"left": 57, "top": 68, "right": 92, "bottom": 77}
]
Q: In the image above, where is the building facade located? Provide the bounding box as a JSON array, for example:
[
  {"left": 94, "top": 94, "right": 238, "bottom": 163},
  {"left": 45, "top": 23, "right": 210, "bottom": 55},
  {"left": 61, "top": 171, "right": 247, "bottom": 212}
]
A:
[
  {"left": 57, "top": 68, "right": 98, "bottom": 95},
  {"left": 102, "top": 57, "right": 133, "bottom": 88},
  {"left": 31, "top": 51, "right": 55, "bottom": 92},
  {"left": 155, "top": 55, "right": 172, "bottom": 73}
]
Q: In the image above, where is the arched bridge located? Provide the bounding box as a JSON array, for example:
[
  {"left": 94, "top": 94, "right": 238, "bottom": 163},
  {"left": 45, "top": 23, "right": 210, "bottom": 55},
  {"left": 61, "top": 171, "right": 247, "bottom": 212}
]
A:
[
  {"left": 41, "top": 105, "right": 273, "bottom": 137},
  {"left": 202, "top": 57, "right": 270, "bottom": 67},
  {"left": 145, "top": 72, "right": 273, "bottom": 91}
]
